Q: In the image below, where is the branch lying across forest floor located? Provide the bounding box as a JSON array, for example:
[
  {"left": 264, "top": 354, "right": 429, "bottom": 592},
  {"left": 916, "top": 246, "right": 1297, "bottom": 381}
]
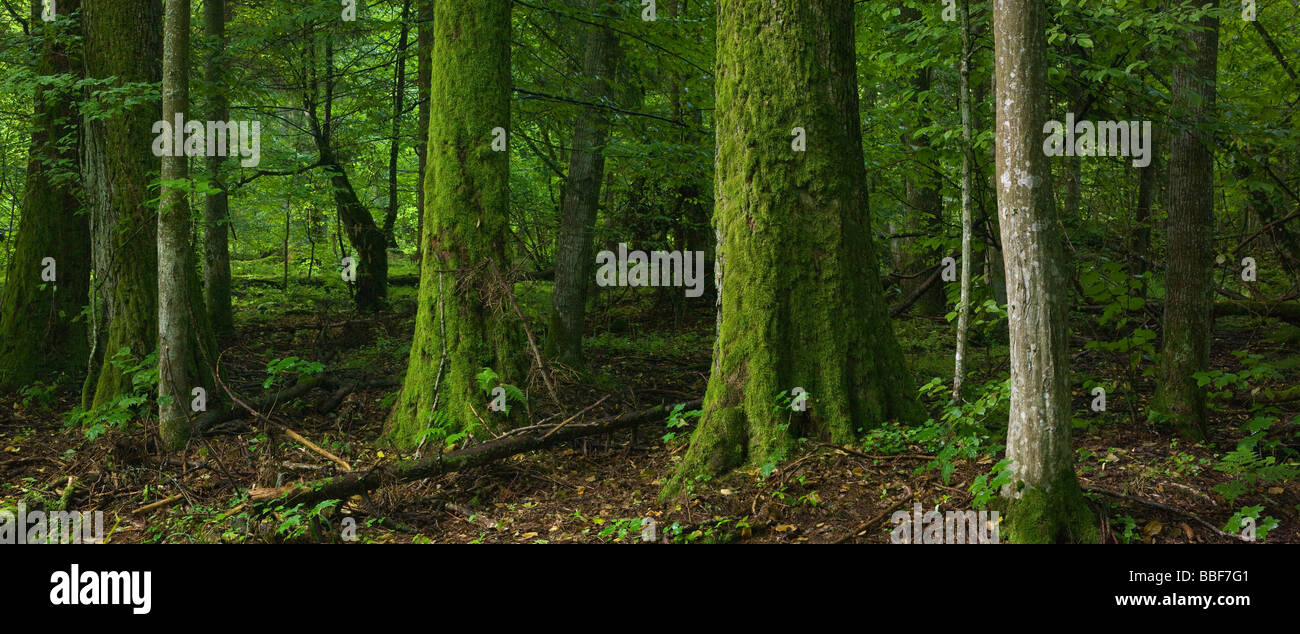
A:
[
  {"left": 1077, "top": 299, "right": 1300, "bottom": 327},
  {"left": 246, "top": 399, "right": 702, "bottom": 511},
  {"left": 195, "top": 374, "right": 400, "bottom": 434},
  {"left": 1081, "top": 482, "right": 1250, "bottom": 543}
]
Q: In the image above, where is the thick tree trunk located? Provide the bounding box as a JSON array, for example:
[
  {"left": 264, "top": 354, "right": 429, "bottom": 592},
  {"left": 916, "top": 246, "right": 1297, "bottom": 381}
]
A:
[
  {"left": 203, "top": 0, "right": 234, "bottom": 341},
  {"left": 387, "top": 0, "right": 523, "bottom": 445},
  {"left": 80, "top": 0, "right": 163, "bottom": 410},
  {"left": 992, "top": 0, "right": 1095, "bottom": 543},
  {"left": 1156, "top": 6, "right": 1218, "bottom": 441},
  {"left": 668, "top": 0, "right": 921, "bottom": 490},
  {"left": 0, "top": 0, "right": 90, "bottom": 391},
  {"left": 546, "top": 3, "right": 618, "bottom": 367}
]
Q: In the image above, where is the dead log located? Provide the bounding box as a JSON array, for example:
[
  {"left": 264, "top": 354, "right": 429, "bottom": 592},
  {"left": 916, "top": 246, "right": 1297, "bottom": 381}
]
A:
[{"left": 248, "top": 399, "right": 702, "bottom": 511}]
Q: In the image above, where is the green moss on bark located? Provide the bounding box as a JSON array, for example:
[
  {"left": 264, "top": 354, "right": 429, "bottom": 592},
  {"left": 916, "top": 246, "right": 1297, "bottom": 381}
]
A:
[
  {"left": 999, "top": 470, "right": 1099, "bottom": 544},
  {"left": 664, "top": 0, "right": 921, "bottom": 498},
  {"left": 386, "top": 0, "right": 524, "bottom": 447},
  {"left": 0, "top": 0, "right": 89, "bottom": 392}
]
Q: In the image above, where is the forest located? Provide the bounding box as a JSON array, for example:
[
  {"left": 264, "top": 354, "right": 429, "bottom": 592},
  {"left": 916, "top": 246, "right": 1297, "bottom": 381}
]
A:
[{"left": 0, "top": 0, "right": 1296, "bottom": 546}]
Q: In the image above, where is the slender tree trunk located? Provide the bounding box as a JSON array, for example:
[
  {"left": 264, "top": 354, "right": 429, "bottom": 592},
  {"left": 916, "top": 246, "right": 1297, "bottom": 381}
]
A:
[
  {"left": 81, "top": 0, "right": 163, "bottom": 410},
  {"left": 203, "top": 0, "right": 234, "bottom": 341},
  {"left": 0, "top": 0, "right": 90, "bottom": 391},
  {"left": 310, "top": 36, "right": 388, "bottom": 313},
  {"left": 892, "top": 6, "right": 944, "bottom": 316},
  {"left": 1129, "top": 145, "right": 1155, "bottom": 280},
  {"left": 668, "top": 0, "right": 922, "bottom": 492},
  {"left": 953, "top": 0, "right": 974, "bottom": 402},
  {"left": 1156, "top": 5, "right": 1218, "bottom": 441},
  {"left": 992, "top": 0, "right": 1095, "bottom": 543},
  {"left": 158, "top": 0, "right": 202, "bottom": 450},
  {"left": 414, "top": 0, "right": 432, "bottom": 261},
  {"left": 382, "top": 0, "right": 412, "bottom": 247},
  {"left": 388, "top": 0, "right": 522, "bottom": 445},
  {"left": 546, "top": 1, "right": 618, "bottom": 367}
]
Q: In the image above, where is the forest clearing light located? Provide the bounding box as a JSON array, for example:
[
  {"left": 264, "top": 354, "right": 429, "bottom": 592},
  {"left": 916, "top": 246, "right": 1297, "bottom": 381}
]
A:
[
  {"left": 1042, "top": 112, "right": 1152, "bottom": 167},
  {"left": 151, "top": 113, "right": 261, "bottom": 167},
  {"left": 595, "top": 243, "right": 706, "bottom": 297}
]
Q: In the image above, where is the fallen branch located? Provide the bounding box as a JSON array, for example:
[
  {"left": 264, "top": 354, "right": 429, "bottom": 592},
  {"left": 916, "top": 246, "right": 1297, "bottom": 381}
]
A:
[
  {"left": 196, "top": 374, "right": 399, "bottom": 433},
  {"left": 248, "top": 399, "right": 701, "bottom": 511},
  {"left": 283, "top": 428, "right": 352, "bottom": 472},
  {"left": 1081, "top": 483, "right": 1249, "bottom": 542},
  {"left": 132, "top": 494, "right": 185, "bottom": 516}
]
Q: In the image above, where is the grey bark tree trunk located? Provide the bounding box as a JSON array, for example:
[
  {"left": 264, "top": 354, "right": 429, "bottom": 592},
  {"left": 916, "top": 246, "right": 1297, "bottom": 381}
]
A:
[
  {"left": 1156, "top": 5, "right": 1218, "bottom": 441},
  {"left": 953, "top": 0, "right": 974, "bottom": 402},
  {"left": 992, "top": 0, "right": 1095, "bottom": 543},
  {"left": 546, "top": 2, "right": 619, "bottom": 367},
  {"left": 158, "top": 0, "right": 194, "bottom": 449},
  {"left": 382, "top": 0, "right": 412, "bottom": 248},
  {"left": 203, "top": 0, "right": 234, "bottom": 341}
]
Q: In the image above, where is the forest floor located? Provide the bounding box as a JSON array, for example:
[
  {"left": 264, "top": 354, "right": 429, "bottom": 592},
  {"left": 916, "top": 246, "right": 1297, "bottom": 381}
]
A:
[{"left": 1, "top": 269, "right": 1297, "bottom": 544}]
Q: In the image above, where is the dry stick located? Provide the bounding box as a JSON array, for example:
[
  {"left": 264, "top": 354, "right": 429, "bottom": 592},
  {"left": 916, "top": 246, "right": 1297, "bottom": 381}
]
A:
[
  {"left": 283, "top": 428, "right": 351, "bottom": 472},
  {"left": 206, "top": 359, "right": 359, "bottom": 470},
  {"left": 816, "top": 442, "right": 936, "bottom": 462},
  {"left": 132, "top": 494, "right": 185, "bottom": 516},
  {"left": 541, "top": 395, "right": 610, "bottom": 440},
  {"left": 488, "top": 260, "right": 563, "bottom": 412},
  {"left": 835, "top": 485, "right": 913, "bottom": 544},
  {"left": 248, "top": 399, "right": 702, "bottom": 511},
  {"left": 1081, "top": 483, "right": 1249, "bottom": 542}
]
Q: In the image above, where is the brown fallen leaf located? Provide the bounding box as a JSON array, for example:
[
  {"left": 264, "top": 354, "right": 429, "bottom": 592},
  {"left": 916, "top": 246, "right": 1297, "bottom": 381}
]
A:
[
  {"left": 1180, "top": 522, "right": 1195, "bottom": 541},
  {"left": 1143, "top": 519, "right": 1163, "bottom": 539}
]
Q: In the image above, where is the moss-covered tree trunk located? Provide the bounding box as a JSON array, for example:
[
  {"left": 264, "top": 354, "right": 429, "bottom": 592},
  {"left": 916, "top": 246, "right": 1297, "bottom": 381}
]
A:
[
  {"left": 203, "top": 0, "right": 235, "bottom": 342},
  {"left": 387, "top": 0, "right": 523, "bottom": 445},
  {"left": 80, "top": 0, "right": 164, "bottom": 410},
  {"left": 1156, "top": 6, "right": 1218, "bottom": 441},
  {"left": 669, "top": 0, "right": 921, "bottom": 489},
  {"left": 0, "top": 0, "right": 90, "bottom": 392},
  {"left": 546, "top": 1, "right": 618, "bottom": 367},
  {"left": 992, "top": 0, "right": 1096, "bottom": 543}
]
